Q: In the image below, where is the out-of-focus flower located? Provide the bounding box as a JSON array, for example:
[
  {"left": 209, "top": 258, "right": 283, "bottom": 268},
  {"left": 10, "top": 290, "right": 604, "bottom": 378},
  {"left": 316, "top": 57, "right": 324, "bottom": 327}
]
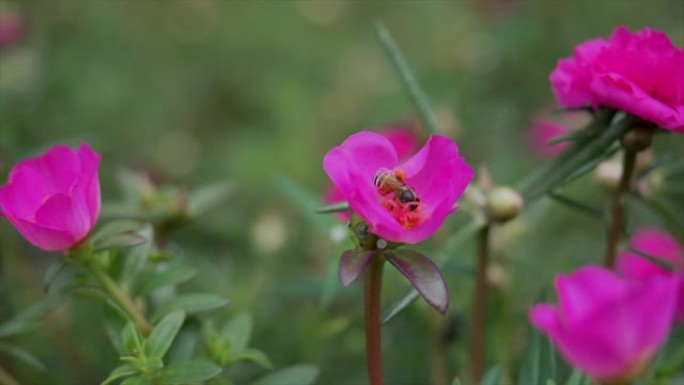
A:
[
  {"left": 529, "top": 266, "right": 679, "bottom": 382},
  {"left": 324, "top": 126, "right": 419, "bottom": 222},
  {"left": 617, "top": 227, "right": 684, "bottom": 322},
  {"left": 0, "top": 144, "right": 101, "bottom": 251},
  {"left": 0, "top": 8, "right": 23, "bottom": 50},
  {"left": 529, "top": 119, "right": 570, "bottom": 158},
  {"left": 323, "top": 131, "right": 474, "bottom": 244},
  {"left": 551, "top": 26, "right": 684, "bottom": 132}
]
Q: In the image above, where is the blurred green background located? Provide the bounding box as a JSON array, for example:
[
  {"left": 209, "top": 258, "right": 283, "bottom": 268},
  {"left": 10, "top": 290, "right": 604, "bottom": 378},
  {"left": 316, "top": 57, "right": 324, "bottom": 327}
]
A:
[{"left": 1, "top": 1, "right": 683, "bottom": 384}]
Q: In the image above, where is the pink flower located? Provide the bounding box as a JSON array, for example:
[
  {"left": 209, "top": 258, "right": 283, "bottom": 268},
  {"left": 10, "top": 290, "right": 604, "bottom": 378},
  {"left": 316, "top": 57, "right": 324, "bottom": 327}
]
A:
[
  {"left": 324, "top": 126, "right": 419, "bottom": 222},
  {"left": 530, "top": 266, "right": 679, "bottom": 382},
  {"left": 617, "top": 227, "right": 684, "bottom": 322},
  {"left": 323, "top": 131, "right": 473, "bottom": 244},
  {"left": 0, "top": 9, "right": 23, "bottom": 50},
  {"left": 551, "top": 26, "right": 684, "bottom": 132},
  {"left": 0, "top": 144, "right": 101, "bottom": 251},
  {"left": 529, "top": 119, "right": 570, "bottom": 158}
]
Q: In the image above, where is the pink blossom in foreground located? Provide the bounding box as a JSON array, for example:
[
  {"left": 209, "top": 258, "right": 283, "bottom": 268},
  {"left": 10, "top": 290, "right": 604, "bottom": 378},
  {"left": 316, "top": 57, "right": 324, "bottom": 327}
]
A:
[
  {"left": 323, "top": 131, "right": 474, "bottom": 244},
  {"left": 324, "top": 126, "right": 419, "bottom": 222},
  {"left": 551, "top": 26, "right": 684, "bottom": 132},
  {"left": 529, "top": 119, "right": 570, "bottom": 158},
  {"left": 617, "top": 227, "right": 684, "bottom": 322},
  {"left": 0, "top": 144, "right": 101, "bottom": 251},
  {"left": 530, "top": 266, "right": 679, "bottom": 382}
]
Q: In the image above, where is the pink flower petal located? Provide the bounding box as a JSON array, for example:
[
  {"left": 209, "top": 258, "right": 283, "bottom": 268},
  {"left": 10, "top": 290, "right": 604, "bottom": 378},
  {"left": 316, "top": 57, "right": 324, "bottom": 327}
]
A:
[
  {"left": 1, "top": 214, "right": 77, "bottom": 251},
  {"left": 35, "top": 194, "right": 92, "bottom": 242}
]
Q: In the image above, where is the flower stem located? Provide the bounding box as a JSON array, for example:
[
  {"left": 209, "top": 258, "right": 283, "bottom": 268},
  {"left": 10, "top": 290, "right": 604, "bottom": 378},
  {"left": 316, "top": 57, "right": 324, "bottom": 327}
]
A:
[
  {"left": 469, "top": 224, "right": 491, "bottom": 383},
  {"left": 364, "top": 257, "right": 385, "bottom": 385},
  {"left": 604, "top": 148, "right": 636, "bottom": 268},
  {"left": 86, "top": 263, "right": 152, "bottom": 336}
]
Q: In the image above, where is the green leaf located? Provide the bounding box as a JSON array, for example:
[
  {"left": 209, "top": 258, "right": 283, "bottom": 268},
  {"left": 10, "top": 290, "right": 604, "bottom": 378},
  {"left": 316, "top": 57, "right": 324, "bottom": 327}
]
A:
[
  {"left": 451, "top": 378, "right": 462, "bottom": 385},
  {"left": 227, "top": 348, "right": 272, "bottom": 369},
  {"left": 145, "top": 311, "right": 186, "bottom": 360},
  {"left": 43, "top": 261, "right": 67, "bottom": 292},
  {"left": 376, "top": 22, "right": 440, "bottom": 135},
  {"left": 517, "top": 324, "right": 558, "bottom": 385},
  {"left": 275, "top": 176, "right": 338, "bottom": 232},
  {"left": 120, "top": 376, "right": 150, "bottom": 385},
  {"left": 0, "top": 342, "right": 46, "bottom": 371},
  {"left": 64, "top": 286, "right": 130, "bottom": 321},
  {"left": 564, "top": 370, "right": 591, "bottom": 385},
  {"left": 152, "top": 294, "right": 229, "bottom": 322},
  {"left": 92, "top": 221, "right": 149, "bottom": 252},
  {"left": 120, "top": 224, "right": 154, "bottom": 290},
  {"left": 122, "top": 322, "right": 143, "bottom": 356},
  {"left": 548, "top": 192, "right": 601, "bottom": 219},
  {"left": 0, "top": 296, "right": 58, "bottom": 338},
  {"left": 222, "top": 313, "right": 252, "bottom": 355},
  {"left": 156, "top": 360, "right": 222, "bottom": 384},
  {"left": 187, "top": 182, "right": 234, "bottom": 217},
  {"left": 315, "top": 201, "right": 349, "bottom": 214},
  {"left": 135, "top": 266, "right": 197, "bottom": 296},
  {"left": 252, "top": 364, "right": 319, "bottom": 385},
  {"left": 102, "top": 363, "right": 138, "bottom": 385},
  {"left": 480, "top": 366, "right": 501, "bottom": 385}
]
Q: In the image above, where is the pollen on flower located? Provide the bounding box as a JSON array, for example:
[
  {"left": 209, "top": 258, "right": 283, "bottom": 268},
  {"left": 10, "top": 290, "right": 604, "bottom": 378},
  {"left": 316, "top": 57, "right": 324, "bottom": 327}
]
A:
[{"left": 381, "top": 191, "right": 424, "bottom": 230}]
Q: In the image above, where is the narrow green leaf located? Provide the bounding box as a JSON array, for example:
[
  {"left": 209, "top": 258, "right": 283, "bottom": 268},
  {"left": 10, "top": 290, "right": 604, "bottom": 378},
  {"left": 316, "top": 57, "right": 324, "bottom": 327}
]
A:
[
  {"left": 480, "top": 366, "right": 501, "bottom": 385},
  {"left": 315, "top": 201, "right": 349, "bottom": 214},
  {"left": 275, "top": 175, "right": 337, "bottom": 231},
  {"left": 43, "top": 261, "right": 67, "bottom": 293},
  {"left": 0, "top": 342, "right": 46, "bottom": 371},
  {"left": 102, "top": 363, "right": 138, "bottom": 385},
  {"left": 152, "top": 294, "right": 229, "bottom": 322},
  {"left": 145, "top": 311, "right": 186, "bottom": 360},
  {"left": 221, "top": 313, "right": 253, "bottom": 355},
  {"left": 517, "top": 324, "right": 558, "bottom": 385},
  {"left": 228, "top": 348, "right": 273, "bottom": 369},
  {"left": 564, "top": 370, "right": 591, "bottom": 385},
  {"left": 120, "top": 224, "right": 154, "bottom": 290},
  {"left": 156, "top": 360, "right": 222, "bottom": 385},
  {"left": 120, "top": 376, "right": 150, "bottom": 385},
  {"left": 548, "top": 192, "right": 602, "bottom": 219},
  {"left": 187, "top": 182, "right": 234, "bottom": 217},
  {"left": 546, "top": 129, "right": 594, "bottom": 145},
  {"left": 121, "top": 322, "right": 143, "bottom": 356},
  {"left": 376, "top": 22, "right": 440, "bottom": 135},
  {"left": 626, "top": 246, "right": 678, "bottom": 271},
  {"left": 252, "top": 364, "right": 319, "bottom": 385},
  {"left": 135, "top": 266, "right": 197, "bottom": 296}
]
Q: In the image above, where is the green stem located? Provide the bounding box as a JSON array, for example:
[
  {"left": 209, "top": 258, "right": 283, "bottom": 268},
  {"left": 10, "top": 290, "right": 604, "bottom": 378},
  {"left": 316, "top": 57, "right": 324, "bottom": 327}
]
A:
[
  {"left": 86, "top": 263, "right": 152, "bottom": 336},
  {"left": 364, "top": 257, "right": 385, "bottom": 385},
  {"left": 469, "top": 225, "right": 491, "bottom": 383},
  {"left": 376, "top": 22, "right": 441, "bottom": 136},
  {"left": 604, "top": 149, "right": 637, "bottom": 268}
]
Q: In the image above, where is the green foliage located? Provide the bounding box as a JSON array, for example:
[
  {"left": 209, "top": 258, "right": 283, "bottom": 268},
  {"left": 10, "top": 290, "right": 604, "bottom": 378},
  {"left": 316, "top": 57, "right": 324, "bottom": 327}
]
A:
[{"left": 251, "top": 364, "right": 320, "bottom": 385}]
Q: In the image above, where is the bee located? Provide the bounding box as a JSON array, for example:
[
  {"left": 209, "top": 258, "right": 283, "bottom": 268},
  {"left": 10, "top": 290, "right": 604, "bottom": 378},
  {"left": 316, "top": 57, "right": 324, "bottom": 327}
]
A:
[{"left": 373, "top": 168, "right": 420, "bottom": 211}]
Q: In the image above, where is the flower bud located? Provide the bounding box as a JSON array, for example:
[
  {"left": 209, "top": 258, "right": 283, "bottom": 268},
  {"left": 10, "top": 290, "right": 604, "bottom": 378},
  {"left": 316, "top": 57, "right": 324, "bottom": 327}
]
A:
[
  {"left": 485, "top": 186, "right": 524, "bottom": 222},
  {"left": 621, "top": 126, "right": 654, "bottom": 153}
]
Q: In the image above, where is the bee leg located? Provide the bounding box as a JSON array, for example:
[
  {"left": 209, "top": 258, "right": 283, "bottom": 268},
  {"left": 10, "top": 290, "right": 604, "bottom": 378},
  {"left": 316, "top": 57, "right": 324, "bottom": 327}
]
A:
[{"left": 408, "top": 202, "right": 419, "bottom": 211}]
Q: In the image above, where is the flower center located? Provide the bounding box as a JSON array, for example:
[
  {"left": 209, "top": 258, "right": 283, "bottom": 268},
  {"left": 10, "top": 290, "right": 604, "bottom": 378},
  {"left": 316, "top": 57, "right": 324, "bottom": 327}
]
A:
[{"left": 373, "top": 168, "right": 423, "bottom": 229}]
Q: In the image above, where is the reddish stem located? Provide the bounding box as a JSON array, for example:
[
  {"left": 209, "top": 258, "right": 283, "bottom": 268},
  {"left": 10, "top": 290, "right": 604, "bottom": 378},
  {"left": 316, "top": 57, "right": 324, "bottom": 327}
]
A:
[
  {"left": 469, "top": 225, "right": 491, "bottom": 383},
  {"left": 364, "top": 257, "right": 385, "bottom": 385}
]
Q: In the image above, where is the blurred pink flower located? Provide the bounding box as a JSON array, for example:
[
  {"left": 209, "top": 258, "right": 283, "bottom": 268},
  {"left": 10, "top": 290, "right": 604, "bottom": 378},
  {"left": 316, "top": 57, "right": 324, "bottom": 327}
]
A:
[
  {"left": 617, "top": 227, "right": 684, "bottom": 322},
  {"left": 530, "top": 266, "right": 679, "bottom": 382},
  {"left": 324, "top": 126, "right": 419, "bottom": 222},
  {"left": 0, "top": 144, "right": 101, "bottom": 251},
  {"left": 0, "top": 9, "right": 23, "bottom": 50},
  {"left": 529, "top": 119, "right": 570, "bottom": 158},
  {"left": 323, "top": 131, "right": 473, "bottom": 244},
  {"left": 551, "top": 26, "right": 684, "bottom": 132}
]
